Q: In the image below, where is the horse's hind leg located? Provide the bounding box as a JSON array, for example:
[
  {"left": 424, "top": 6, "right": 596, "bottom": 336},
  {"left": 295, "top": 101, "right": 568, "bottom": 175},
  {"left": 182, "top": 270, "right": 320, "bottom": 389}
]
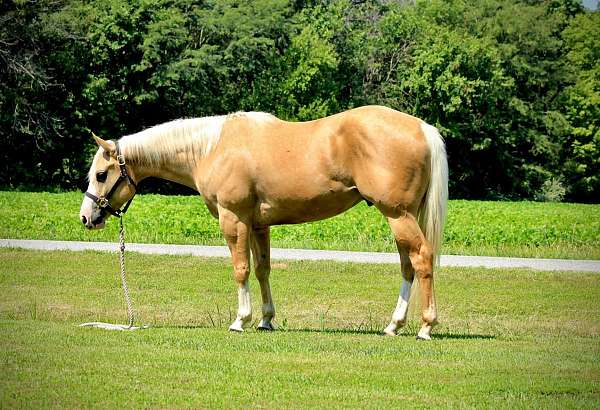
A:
[
  {"left": 250, "top": 226, "right": 276, "bottom": 330},
  {"left": 386, "top": 214, "right": 437, "bottom": 340},
  {"left": 383, "top": 248, "right": 414, "bottom": 336},
  {"left": 219, "top": 206, "right": 252, "bottom": 332}
]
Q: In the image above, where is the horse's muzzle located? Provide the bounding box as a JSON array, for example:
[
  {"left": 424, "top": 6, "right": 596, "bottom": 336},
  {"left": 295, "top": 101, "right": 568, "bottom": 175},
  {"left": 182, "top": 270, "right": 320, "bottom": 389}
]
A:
[{"left": 81, "top": 211, "right": 106, "bottom": 229}]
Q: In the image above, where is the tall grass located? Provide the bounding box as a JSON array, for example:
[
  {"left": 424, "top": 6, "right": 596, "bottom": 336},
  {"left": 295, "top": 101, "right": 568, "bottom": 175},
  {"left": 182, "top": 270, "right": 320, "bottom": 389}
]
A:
[{"left": 0, "top": 191, "right": 598, "bottom": 259}]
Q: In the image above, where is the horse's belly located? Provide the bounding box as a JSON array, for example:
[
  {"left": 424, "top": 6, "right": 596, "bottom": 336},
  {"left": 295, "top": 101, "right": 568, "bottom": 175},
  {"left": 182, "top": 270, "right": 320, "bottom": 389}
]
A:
[{"left": 254, "top": 189, "right": 362, "bottom": 226}]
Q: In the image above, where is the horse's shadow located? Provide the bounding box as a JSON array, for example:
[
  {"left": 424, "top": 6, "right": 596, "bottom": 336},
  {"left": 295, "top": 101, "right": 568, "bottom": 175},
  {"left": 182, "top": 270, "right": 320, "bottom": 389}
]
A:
[
  {"left": 151, "top": 324, "right": 495, "bottom": 340},
  {"left": 421, "top": 332, "right": 496, "bottom": 340},
  {"left": 282, "top": 328, "right": 496, "bottom": 340}
]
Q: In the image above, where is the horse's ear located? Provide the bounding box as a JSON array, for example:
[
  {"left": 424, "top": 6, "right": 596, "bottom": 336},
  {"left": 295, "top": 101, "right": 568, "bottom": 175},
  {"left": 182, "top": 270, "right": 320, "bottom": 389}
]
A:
[{"left": 92, "top": 132, "right": 116, "bottom": 155}]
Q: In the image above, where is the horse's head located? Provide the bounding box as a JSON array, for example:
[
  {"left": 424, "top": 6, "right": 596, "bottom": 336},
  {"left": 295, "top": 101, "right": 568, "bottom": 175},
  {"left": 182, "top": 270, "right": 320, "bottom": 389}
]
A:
[{"left": 80, "top": 133, "right": 137, "bottom": 229}]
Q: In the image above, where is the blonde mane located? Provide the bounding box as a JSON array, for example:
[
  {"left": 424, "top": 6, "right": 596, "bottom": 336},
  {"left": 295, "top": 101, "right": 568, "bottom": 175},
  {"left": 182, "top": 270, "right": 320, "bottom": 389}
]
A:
[
  {"left": 117, "top": 112, "right": 276, "bottom": 167},
  {"left": 118, "top": 116, "right": 226, "bottom": 167}
]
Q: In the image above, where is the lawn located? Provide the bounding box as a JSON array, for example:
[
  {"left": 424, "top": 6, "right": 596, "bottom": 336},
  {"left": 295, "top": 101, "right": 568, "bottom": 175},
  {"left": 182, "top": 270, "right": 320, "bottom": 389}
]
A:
[
  {"left": 1, "top": 248, "right": 599, "bottom": 408},
  {"left": 1, "top": 191, "right": 599, "bottom": 259}
]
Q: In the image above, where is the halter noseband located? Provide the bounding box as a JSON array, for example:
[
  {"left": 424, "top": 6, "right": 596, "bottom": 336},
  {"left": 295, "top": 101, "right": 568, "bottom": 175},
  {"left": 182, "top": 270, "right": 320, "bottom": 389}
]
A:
[{"left": 85, "top": 141, "right": 137, "bottom": 217}]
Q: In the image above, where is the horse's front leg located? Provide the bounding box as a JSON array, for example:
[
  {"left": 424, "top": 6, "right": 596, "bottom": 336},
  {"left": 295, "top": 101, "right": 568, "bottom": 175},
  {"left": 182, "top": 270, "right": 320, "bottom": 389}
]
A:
[
  {"left": 251, "top": 226, "right": 275, "bottom": 330},
  {"left": 219, "top": 207, "right": 252, "bottom": 332}
]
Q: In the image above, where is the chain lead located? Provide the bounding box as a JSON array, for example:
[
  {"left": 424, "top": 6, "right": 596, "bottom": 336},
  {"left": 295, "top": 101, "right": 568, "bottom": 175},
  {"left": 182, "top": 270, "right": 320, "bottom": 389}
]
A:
[{"left": 119, "top": 216, "right": 135, "bottom": 329}]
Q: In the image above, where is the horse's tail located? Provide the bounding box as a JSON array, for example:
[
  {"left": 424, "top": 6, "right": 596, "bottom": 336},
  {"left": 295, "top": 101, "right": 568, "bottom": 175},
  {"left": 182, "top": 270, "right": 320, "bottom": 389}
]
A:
[{"left": 418, "top": 122, "right": 449, "bottom": 267}]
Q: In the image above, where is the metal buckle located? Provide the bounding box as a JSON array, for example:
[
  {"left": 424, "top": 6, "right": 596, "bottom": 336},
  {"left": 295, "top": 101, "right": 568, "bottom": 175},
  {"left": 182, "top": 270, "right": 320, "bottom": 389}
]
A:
[
  {"left": 98, "top": 197, "right": 109, "bottom": 207},
  {"left": 117, "top": 154, "right": 126, "bottom": 166}
]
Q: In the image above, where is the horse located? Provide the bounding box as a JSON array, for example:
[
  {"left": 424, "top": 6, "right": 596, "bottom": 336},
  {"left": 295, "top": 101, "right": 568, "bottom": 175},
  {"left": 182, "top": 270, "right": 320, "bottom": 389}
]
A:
[{"left": 80, "top": 105, "right": 448, "bottom": 340}]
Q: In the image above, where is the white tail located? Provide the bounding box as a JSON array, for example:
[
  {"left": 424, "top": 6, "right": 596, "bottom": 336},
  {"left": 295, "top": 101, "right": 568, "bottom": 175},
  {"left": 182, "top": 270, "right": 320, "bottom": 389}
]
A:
[{"left": 418, "top": 122, "right": 449, "bottom": 267}]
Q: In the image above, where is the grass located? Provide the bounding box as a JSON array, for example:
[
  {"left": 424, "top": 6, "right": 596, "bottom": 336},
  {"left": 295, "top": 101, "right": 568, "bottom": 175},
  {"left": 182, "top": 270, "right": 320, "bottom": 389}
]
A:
[
  {"left": 1, "top": 248, "right": 599, "bottom": 408},
  {"left": 1, "top": 191, "right": 599, "bottom": 259}
]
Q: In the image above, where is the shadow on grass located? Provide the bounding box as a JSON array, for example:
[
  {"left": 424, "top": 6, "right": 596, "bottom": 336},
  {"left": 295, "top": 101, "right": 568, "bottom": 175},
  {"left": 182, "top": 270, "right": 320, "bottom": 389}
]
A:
[
  {"left": 151, "top": 325, "right": 383, "bottom": 336},
  {"left": 150, "top": 324, "right": 213, "bottom": 330},
  {"left": 427, "top": 332, "right": 496, "bottom": 340},
  {"left": 284, "top": 328, "right": 496, "bottom": 339},
  {"left": 147, "top": 324, "right": 496, "bottom": 340},
  {"left": 281, "top": 327, "right": 383, "bottom": 336}
]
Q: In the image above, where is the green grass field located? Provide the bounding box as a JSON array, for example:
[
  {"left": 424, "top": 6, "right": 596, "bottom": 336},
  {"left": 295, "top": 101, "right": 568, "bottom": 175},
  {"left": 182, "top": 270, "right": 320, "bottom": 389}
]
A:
[
  {"left": 1, "top": 191, "right": 599, "bottom": 259},
  {"left": 1, "top": 248, "right": 599, "bottom": 408}
]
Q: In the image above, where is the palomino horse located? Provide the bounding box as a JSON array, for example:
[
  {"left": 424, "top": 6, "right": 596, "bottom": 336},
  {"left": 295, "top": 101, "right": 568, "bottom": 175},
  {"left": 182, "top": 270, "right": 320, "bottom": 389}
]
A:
[{"left": 80, "top": 106, "right": 448, "bottom": 339}]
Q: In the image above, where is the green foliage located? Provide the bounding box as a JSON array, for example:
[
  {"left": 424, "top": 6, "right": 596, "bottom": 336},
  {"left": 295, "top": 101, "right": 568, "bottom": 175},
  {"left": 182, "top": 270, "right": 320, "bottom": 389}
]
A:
[
  {"left": 394, "top": 25, "right": 516, "bottom": 197},
  {"left": 276, "top": 2, "right": 343, "bottom": 120},
  {"left": 280, "top": 25, "right": 339, "bottom": 120},
  {"left": 1, "top": 192, "right": 599, "bottom": 259},
  {"left": 1, "top": 0, "right": 598, "bottom": 202},
  {"left": 0, "top": 0, "right": 90, "bottom": 189},
  {"left": 559, "top": 11, "right": 600, "bottom": 201},
  {"left": 78, "top": 0, "right": 292, "bottom": 131}
]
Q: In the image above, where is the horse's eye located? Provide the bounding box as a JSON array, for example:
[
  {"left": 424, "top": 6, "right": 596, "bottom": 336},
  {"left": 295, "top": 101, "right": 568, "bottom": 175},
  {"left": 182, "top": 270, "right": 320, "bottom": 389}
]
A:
[{"left": 96, "top": 171, "right": 107, "bottom": 183}]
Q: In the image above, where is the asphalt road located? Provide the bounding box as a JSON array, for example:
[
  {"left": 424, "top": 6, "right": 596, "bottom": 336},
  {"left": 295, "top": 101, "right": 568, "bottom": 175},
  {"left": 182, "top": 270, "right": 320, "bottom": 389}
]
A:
[{"left": 1, "top": 239, "right": 599, "bottom": 272}]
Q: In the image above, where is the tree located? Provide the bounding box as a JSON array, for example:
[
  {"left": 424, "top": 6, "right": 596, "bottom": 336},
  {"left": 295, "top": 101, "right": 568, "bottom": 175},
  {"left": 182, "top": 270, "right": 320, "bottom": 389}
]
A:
[
  {"left": 0, "top": 0, "right": 597, "bottom": 202},
  {"left": 0, "top": 0, "right": 90, "bottom": 189},
  {"left": 559, "top": 11, "right": 600, "bottom": 201}
]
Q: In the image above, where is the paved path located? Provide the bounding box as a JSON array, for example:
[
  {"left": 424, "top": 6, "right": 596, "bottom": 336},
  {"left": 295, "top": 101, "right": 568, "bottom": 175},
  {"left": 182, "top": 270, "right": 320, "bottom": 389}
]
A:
[{"left": 1, "top": 239, "right": 599, "bottom": 272}]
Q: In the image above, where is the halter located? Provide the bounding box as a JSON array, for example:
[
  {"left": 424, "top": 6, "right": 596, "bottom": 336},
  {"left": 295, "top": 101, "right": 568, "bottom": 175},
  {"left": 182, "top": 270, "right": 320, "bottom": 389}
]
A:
[{"left": 85, "top": 141, "right": 137, "bottom": 217}]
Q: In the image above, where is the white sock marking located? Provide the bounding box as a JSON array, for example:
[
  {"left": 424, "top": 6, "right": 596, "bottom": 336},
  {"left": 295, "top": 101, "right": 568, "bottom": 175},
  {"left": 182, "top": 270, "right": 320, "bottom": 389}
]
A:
[
  {"left": 229, "top": 282, "right": 252, "bottom": 331},
  {"left": 384, "top": 279, "right": 412, "bottom": 335}
]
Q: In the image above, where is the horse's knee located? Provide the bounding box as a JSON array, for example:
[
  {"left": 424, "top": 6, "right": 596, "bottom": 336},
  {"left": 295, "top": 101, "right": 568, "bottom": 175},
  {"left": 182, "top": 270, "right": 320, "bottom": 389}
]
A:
[{"left": 234, "top": 263, "right": 250, "bottom": 283}]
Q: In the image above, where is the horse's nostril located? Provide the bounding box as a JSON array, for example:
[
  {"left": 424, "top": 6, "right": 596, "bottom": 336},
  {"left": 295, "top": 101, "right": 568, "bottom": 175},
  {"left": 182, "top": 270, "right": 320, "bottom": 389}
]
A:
[{"left": 81, "top": 215, "right": 87, "bottom": 225}]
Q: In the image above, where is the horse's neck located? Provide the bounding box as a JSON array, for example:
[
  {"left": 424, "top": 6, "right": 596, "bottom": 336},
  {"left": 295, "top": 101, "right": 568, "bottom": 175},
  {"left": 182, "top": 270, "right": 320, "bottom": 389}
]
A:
[
  {"left": 120, "top": 116, "right": 229, "bottom": 191},
  {"left": 121, "top": 134, "right": 199, "bottom": 191}
]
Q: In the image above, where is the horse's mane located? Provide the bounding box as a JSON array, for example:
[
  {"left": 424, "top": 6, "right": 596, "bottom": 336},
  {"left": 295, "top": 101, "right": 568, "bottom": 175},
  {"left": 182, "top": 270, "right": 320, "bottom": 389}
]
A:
[{"left": 119, "top": 112, "right": 275, "bottom": 167}]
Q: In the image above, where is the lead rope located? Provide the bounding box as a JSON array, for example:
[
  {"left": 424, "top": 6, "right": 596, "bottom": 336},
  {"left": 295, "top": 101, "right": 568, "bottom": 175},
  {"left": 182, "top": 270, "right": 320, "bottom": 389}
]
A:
[
  {"left": 119, "top": 215, "right": 135, "bottom": 329},
  {"left": 80, "top": 215, "right": 145, "bottom": 330}
]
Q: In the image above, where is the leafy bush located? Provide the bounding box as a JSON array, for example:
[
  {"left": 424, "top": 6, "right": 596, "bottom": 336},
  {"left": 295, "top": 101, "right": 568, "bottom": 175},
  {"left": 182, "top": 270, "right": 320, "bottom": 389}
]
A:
[{"left": 535, "top": 178, "right": 567, "bottom": 202}]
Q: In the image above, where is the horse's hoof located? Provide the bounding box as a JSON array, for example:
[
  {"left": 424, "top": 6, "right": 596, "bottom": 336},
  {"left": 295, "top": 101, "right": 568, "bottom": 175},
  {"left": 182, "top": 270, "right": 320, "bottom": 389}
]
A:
[
  {"left": 416, "top": 334, "right": 432, "bottom": 341},
  {"left": 228, "top": 321, "right": 245, "bottom": 332},
  {"left": 257, "top": 320, "right": 275, "bottom": 331},
  {"left": 383, "top": 324, "right": 398, "bottom": 336}
]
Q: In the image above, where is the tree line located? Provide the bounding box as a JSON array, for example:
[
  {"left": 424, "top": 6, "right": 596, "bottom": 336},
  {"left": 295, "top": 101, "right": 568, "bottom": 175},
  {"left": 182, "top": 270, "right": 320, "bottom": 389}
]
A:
[{"left": 1, "top": 0, "right": 598, "bottom": 202}]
